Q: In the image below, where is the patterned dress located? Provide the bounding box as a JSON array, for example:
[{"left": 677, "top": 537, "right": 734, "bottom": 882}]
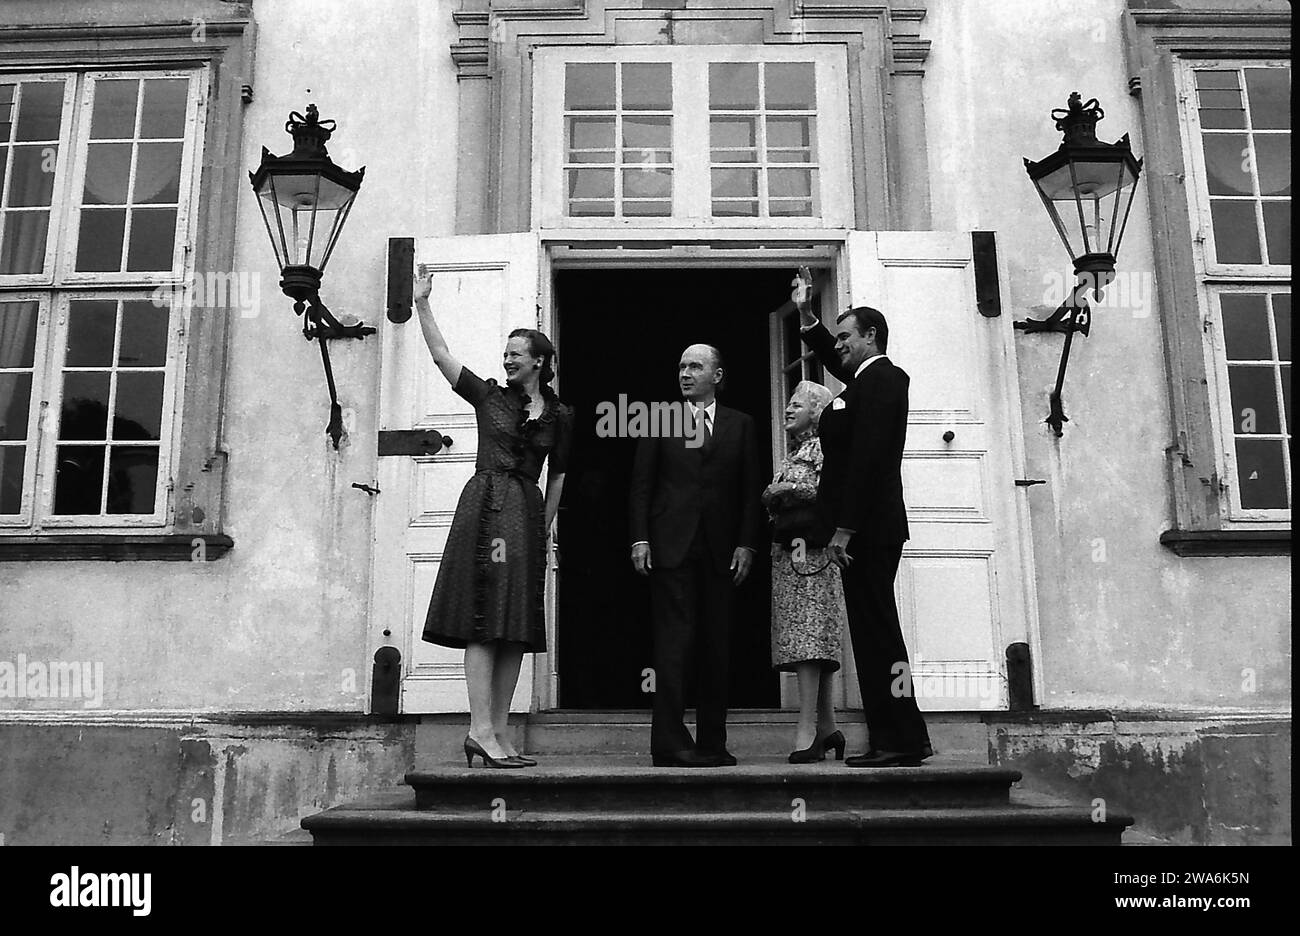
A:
[
  {"left": 764, "top": 432, "right": 844, "bottom": 672},
  {"left": 422, "top": 366, "right": 573, "bottom": 652}
]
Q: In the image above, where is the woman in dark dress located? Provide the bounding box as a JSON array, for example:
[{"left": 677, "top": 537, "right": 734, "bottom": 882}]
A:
[{"left": 413, "top": 266, "right": 573, "bottom": 769}]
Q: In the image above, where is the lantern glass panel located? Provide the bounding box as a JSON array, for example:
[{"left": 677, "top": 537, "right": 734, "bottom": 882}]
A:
[
  {"left": 1033, "top": 157, "right": 1139, "bottom": 259},
  {"left": 254, "top": 171, "right": 357, "bottom": 272}
]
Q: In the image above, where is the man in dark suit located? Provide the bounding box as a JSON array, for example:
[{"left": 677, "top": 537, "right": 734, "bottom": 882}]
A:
[
  {"left": 792, "top": 268, "right": 933, "bottom": 768},
  {"left": 629, "top": 344, "right": 763, "bottom": 767}
]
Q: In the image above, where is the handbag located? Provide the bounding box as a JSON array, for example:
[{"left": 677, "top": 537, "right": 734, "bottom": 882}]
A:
[{"left": 771, "top": 503, "right": 832, "bottom": 550}]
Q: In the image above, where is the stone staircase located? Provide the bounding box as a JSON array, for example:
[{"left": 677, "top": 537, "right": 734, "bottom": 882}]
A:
[{"left": 299, "top": 712, "right": 1133, "bottom": 845}]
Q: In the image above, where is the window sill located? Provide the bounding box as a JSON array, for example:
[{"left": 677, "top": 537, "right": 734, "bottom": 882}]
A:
[
  {"left": 1159, "top": 529, "right": 1290, "bottom": 557},
  {"left": 0, "top": 534, "right": 233, "bottom": 562}
]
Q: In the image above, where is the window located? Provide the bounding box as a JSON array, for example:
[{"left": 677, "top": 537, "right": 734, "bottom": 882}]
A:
[
  {"left": 537, "top": 46, "right": 851, "bottom": 228},
  {"left": 709, "top": 62, "right": 819, "bottom": 218},
  {"left": 564, "top": 62, "right": 673, "bottom": 218},
  {"left": 0, "top": 69, "right": 203, "bottom": 531},
  {"left": 1180, "top": 61, "right": 1290, "bottom": 521}
]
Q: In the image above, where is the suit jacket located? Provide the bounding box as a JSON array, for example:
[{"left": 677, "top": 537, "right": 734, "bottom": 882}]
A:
[
  {"left": 628, "top": 403, "right": 764, "bottom": 573},
  {"left": 802, "top": 322, "right": 910, "bottom": 546}
]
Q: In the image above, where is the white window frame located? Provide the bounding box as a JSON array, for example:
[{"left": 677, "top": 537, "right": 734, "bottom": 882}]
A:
[
  {"left": 1176, "top": 58, "right": 1291, "bottom": 525},
  {"left": 60, "top": 69, "right": 204, "bottom": 287},
  {"left": 533, "top": 44, "right": 853, "bottom": 230},
  {"left": 0, "top": 66, "right": 205, "bottom": 533},
  {"left": 0, "top": 292, "right": 52, "bottom": 528},
  {"left": 0, "top": 74, "right": 77, "bottom": 288}
]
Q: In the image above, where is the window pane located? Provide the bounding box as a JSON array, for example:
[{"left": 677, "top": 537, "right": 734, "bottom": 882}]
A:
[
  {"left": 0, "top": 447, "right": 24, "bottom": 514},
  {"left": 769, "top": 168, "right": 812, "bottom": 198},
  {"left": 1220, "top": 293, "right": 1272, "bottom": 360},
  {"left": 1245, "top": 67, "right": 1290, "bottom": 130},
  {"left": 133, "top": 142, "right": 183, "bottom": 203},
  {"left": 1282, "top": 364, "right": 1291, "bottom": 432},
  {"left": 622, "top": 116, "right": 671, "bottom": 152},
  {"left": 60, "top": 372, "right": 111, "bottom": 440},
  {"left": 0, "top": 373, "right": 32, "bottom": 441},
  {"left": 1196, "top": 71, "right": 1245, "bottom": 129},
  {"left": 567, "top": 117, "right": 614, "bottom": 155},
  {"left": 1273, "top": 295, "right": 1290, "bottom": 361},
  {"left": 53, "top": 444, "right": 104, "bottom": 514},
  {"left": 106, "top": 446, "right": 158, "bottom": 513},
  {"left": 76, "top": 208, "right": 126, "bottom": 271},
  {"left": 568, "top": 168, "right": 614, "bottom": 199},
  {"left": 66, "top": 300, "right": 117, "bottom": 366},
  {"left": 770, "top": 199, "right": 813, "bottom": 217},
  {"left": 1200, "top": 134, "right": 1252, "bottom": 195},
  {"left": 1227, "top": 364, "right": 1281, "bottom": 434},
  {"left": 83, "top": 142, "right": 132, "bottom": 205},
  {"left": 125, "top": 207, "right": 177, "bottom": 271},
  {"left": 767, "top": 116, "right": 814, "bottom": 154},
  {"left": 622, "top": 64, "right": 671, "bottom": 111},
  {"left": 765, "top": 63, "right": 815, "bottom": 110},
  {"left": 119, "top": 301, "right": 169, "bottom": 366},
  {"left": 139, "top": 79, "right": 189, "bottom": 138},
  {"left": 712, "top": 199, "right": 758, "bottom": 217},
  {"left": 623, "top": 167, "right": 671, "bottom": 199},
  {"left": 711, "top": 116, "right": 756, "bottom": 151},
  {"left": 565, "top": 64, "right": 615, "bottom": 111},
  {"left": 0, "top": 300, "right": 38, "bottom": 367},
  {"left": 7, "top": 145, "right": 57, "bottom": 206},
  {"left": 710, "top": 63, "right": 759, "bottom": 110},
  {"left": 622, "top": 200, "right": 671, "bottom": 217},
  {"left": 90, "top": 79, "right": 139, "bottom": 138},
  {"left": 1234, "top": 438, "right": 1288, "bottom": 509},
  {"left": 1253, "top": 135, "right": 1290, "bottom": 196},
  {"left": 114, "top": 372, "right": 164, "bottom": 440},
  {"left": 712, "top": 167, "right": 758, "bottom": 198},
  {"left": 0, "top": 83, "right": 13, "bottom": 139},
  {"left": 14, "top": 82, "right": 64, "bottom": 142},
  {"left": 1263, "top": 201, "right": 1289, "bottom": 264},
  {"left": 0, "top": 211, "right": 50, "bottom": 275},
  {"left": 1209, "top": 200, "right": 1261, "bottom": 263},
  {"left": 568, "top": 200, "right": 614, "bottom": 217}
]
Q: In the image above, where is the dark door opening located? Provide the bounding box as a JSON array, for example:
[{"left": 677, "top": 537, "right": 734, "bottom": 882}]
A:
[{"left": 554, "top": 267, "right": 793, "bottom": 710}]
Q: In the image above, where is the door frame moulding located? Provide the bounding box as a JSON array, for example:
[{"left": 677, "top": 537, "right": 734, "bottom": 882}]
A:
[{"left": 449, "top": 0, "right": 932, "bottom": 235}]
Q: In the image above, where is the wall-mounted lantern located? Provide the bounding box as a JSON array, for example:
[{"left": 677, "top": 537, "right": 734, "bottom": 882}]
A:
[
  {"left": 1016, "top": 92, "right": 1143, "bottom": 436},
  {"left": 249, "top": 104, "right": 374, "bottom": 449}
]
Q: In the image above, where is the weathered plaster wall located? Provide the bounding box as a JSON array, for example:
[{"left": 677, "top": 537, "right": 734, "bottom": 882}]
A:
[
  {"left": 0, "top": 717, "right": 415, "bottom": 844},
  {"left": 0, "top": 0, "right": 461, "bottom": 711},
  {"left": 924, "top": 0, "right": 1291, "bottom": 710}
]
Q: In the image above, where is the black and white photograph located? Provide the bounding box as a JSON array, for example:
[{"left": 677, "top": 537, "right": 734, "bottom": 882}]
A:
[{"left": 0, "top": 0, "right": 1289, "bottom": 883}]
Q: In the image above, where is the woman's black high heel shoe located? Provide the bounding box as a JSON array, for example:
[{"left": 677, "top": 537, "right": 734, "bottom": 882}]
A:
[
  {"left": 822, "top": 730, "right": 847, "bottom": 761},
  {"left": 464, "top": 735, "right": 524, "bottom": 769},
  {"left": 789, "top": 734, "right": 826, "bottom": 764}
]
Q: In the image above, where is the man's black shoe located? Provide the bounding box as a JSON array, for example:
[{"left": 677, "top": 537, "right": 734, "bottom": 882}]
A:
[
  {"left": 698, "top": 750, "right": 738, "bottom": 766},
  {"left": 652, "top": 750, "right": 719, "bottom": 768},
  {"left": 844, "top": 749, "right": 930, "bottom": 768}
]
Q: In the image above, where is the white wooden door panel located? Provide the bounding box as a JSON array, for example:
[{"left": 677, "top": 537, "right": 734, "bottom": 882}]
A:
[{"left": 845, "top": 231, "right": 1032, "bottom": 711}]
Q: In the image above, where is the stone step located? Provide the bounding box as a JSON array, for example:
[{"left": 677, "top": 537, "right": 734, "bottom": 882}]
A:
[
  {"left": 405, "top": 755, "right": 1019, "bottom": 811},
  {"left": 301, "top": 790, "right": 1132, "bottom": 845},
  {"left": 415, "top": 711, "right": 990, "bottom": 769}
]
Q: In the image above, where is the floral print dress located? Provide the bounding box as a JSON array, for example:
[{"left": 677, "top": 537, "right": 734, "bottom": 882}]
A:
[{"left": 763, "top": 431, "right": 845, "bottom": 672}]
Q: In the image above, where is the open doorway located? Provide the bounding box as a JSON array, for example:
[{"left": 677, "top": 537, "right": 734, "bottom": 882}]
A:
[{"left": 553, "top": 267, "right": 796, "bottom": 710}]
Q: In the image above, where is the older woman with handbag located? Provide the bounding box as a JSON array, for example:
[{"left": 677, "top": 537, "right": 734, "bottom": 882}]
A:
[{"left": 761, "top": 380, "right": 847, "bottom": 763}]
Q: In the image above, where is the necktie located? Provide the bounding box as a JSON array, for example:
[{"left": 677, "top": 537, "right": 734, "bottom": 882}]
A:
[{"left": 697, "top": 408, "right": 712, "bottom": 450}]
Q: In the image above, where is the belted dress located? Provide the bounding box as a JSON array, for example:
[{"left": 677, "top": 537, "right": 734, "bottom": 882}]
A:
[{"left": 422, "top": 366, "right": 573, "bottom": 652}]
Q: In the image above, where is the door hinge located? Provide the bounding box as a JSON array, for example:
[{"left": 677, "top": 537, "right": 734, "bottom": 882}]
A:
[{"left": 1014, "top": 478, "right": 1047, "bottom": 487}]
